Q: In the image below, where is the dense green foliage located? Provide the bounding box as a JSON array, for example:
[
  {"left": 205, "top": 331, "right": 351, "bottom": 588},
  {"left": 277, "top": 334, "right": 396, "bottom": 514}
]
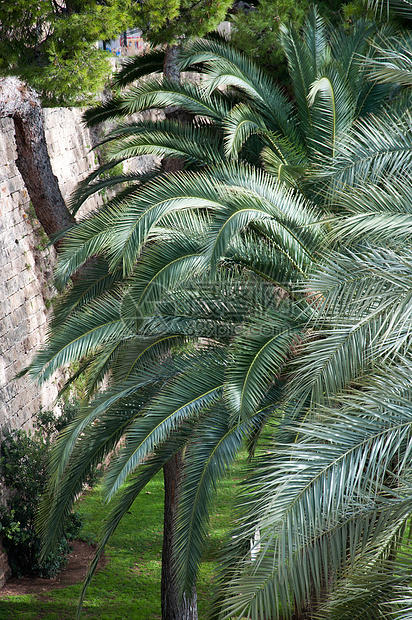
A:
[
  {"left": 0, "top": 407, "right": 82, "bottom": 577},
  {"left": 0, "top": 0, "right": 132, "bottom": 105},
  {"left": 130, "top": 0, "right": 233, "bottom": 44},
  {"left": 229, "top": 0, "right": 412, "bottom": 77},
  {"left": 0, "top": 0, "right": 234, "bottom": 106},
  {"left": 230, "top": 0, "right": 343, "bottom": 75}
]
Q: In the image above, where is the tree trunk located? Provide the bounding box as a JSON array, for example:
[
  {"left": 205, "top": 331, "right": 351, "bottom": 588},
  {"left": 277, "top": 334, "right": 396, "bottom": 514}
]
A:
[
  {"left": 0, "top": 77, "right": 75, "bottom": 250},
  {"left": 162, "top": 454, "right": 198, "bottom": 620},
  {"left": 161, "top": 44, "right": 194, "bottom": 174},
  {"left": 160, "top": 44, "right": 198, "bottom": 620},
  {"left": 163, "top": 44, "right": 181, "bottom": 83}
]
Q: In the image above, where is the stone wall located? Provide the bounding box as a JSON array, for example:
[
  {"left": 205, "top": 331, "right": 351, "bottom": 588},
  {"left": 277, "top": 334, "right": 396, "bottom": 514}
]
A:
[
  {"left": 0, "top": 107, "right": 102, "bottom": 433},
  {"left": 0, "top": 105, "right": 160, "bottom": 586}
]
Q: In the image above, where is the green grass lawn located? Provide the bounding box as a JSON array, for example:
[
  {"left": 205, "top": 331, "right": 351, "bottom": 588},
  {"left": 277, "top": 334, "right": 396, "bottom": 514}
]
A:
[{"left": 0, "top": 454, "right": 246, "bottom": 620}]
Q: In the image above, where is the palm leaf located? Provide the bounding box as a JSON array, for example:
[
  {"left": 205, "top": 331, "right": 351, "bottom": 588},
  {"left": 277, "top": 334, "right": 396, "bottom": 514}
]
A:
[
  {"left": 225, "top": 306, "right": 305, "bottom": 420},
  {"left": 174, "top": 407, "right": 260, "bottom": 595},
  {"left": 318, "top": 551, "right": 412, "bottom": 619},
  {"left": 120, "top": 233, "right": 207, "bottom": 325},
  {"left": 112, "top": 49, "right": 165, "bottom": 88},
  {"left": 103, "top": 349, "right": 226, "bottom": 498},
  {"left": 323, "top": 106, "right": 412, "bottom": 195},
  {"left": 37, "top": 398, "right": 149, "bottom": 558},
  {"left": 364, "top": 0, "right": 412, "bottom": 20},
  {"left": 106, "top": 122, "right": 224, "bottom": 168},
  {"left": 307, "top": 66, "right": 356, "bottom": 160},
  {"left": 204, "top": 164, "right": 322, "bottom": 273},
  {"left": 68, "top": 167, "right": 162, "bottom": 219},
  {"left": 82, "top": 96, "right": 127, "bottom": 126},
  {"left": 179, "top": 38, "right": 300, "bottom": 146},
  {"left": 120, "top": 76, "right": 230, "bottom": 120},
  {"left": 330, "top": 177, "right": 412, "bottom": 245},
  {"left": 76, "top": 428, "right": 192, "bottom": 619},
  {"left": 219, "top": 382, "right": 412, "bottom": 619},
  {"left": 29, "top": 295, "right": 130, "bottom": 383},
  {"left": 51, "top": 259, "right": 123, "bottom": 328}
]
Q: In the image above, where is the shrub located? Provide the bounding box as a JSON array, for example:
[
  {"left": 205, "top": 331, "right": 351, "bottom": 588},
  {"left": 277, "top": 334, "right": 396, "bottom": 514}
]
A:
[{"left": 0, "top": 403, "right": 83, "bottom": 577}]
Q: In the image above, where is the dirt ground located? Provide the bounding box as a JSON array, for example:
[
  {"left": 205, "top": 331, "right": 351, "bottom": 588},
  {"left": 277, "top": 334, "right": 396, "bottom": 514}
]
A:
[{"left": 0, "top": 540, "right": 107, "bottom": 597}]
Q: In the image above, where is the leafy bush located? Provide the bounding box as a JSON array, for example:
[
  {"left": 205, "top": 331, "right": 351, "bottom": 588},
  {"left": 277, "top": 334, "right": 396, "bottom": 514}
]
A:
[
  {"left": 230, "top": 0, "right": 346, "bottom": 78},
  {"left": 0, "top": 403, "right": 83, "bottom": 577}
]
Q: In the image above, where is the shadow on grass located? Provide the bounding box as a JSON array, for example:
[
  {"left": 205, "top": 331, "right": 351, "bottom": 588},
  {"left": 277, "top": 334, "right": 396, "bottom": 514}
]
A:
[
  {"left": 0, "top": 591, "right": 162, "bottom": 620},
  {"left": 0, "top": 596, "right": 78, "bottom": 620}
]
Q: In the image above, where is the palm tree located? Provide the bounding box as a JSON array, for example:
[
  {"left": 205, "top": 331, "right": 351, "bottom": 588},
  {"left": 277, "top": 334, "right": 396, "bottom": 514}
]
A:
[
  {"left": 79, "top": 8, "right": 393, "bottom": 195},
  {"left": 33, "top": 161, "right": 322, "bottom": 616},
  {"left": 30, "top": 10, "right": 412, "bottom": 619},
  {"left": 216, "top": 238, "right": 412, "bottom": 616},
  {"left": 213, "top": 39, "right": 412, "bottom": 619}
]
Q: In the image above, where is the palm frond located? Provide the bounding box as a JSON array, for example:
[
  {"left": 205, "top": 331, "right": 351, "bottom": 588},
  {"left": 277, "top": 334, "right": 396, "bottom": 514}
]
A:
[
  {"left": 68, "top": 166, "right": 162, "bottom": 219},
  {"left": 179, "top": 38, "right": 300, "bottom": 146},
  {"left": 120, "top": 76, "right": 230, "bottom": 120},
  {"left": 284, "top": 248, "right": 412, "bottom": 415},
  {"left": 364, "top": 0, "right": 412, "bottom": 20},
  {"left": 307, "top": 66, "right": 356, "bottom": 160},
  {"left": 82, "top": 340, "right": 124, "bottom": 398},
  {"left": 330, "top": 19, "right": 376, "bottom": 86},
  {"left": 365, "top": 33, "right": 412, "bottom": 87},
  {"left": 29, "top": 295, "right": 130, "bottom": 383},
  {"left": 76, "top": 428, "right": 191, "bottom": 619},
  {"left": 103, "top": 349, "right": 226, "bottom": 498},
  {"left": 225, "top": 306, "right": 305, "bottom": 421},
  {"left": 302, "top": 6, "right": 329, "bottom": 75},
  {"left": 55, "top": 172, "right": 216, "bottom": 281},
  {"left": 45, "top": 355, "right": 182, "bottom": 500},
  {"left": 305, "top": 247, "right": 412, "bottom": 358},
  {"left": 51, "top": 260, "right": 123, "bottom": 328},
  {"left": 323, "top": 106, "right": 412, "bottom": 195},
  {"left": 330, "top": 176, "right": 412, "bottom": 245},
  {"left": 280, "top": 16, "right": 319, "bottom": 135},
  {"left": 225, "top": 232, "right": 308, "bottom": 288},
  {"left": 106, "top": 120, "right": 224, "bottom": 167},
  {"left": 120, "top": 233, "right": 207, "bottom": 325},
  {"left": 318, "top": 551, "right": 412, "bottom": 619},
  {"left": 37, "top": 398, "right": 148, "bottom": 558},
  {"left": 204, "top": 164, "right": 323, "bottom": 273},
  {"left": 109, "top": 334, "right": 186, "bottom": 385},
  {"left": 175, "top": 408, "right": 261, "bottom": 595},
  {"left": 224, "top": 104, "right": 305, "bottom": 177},
  {"left": 112, "top": 49, "right": 165, "bottom": 88},
  {"left": 223, "top": 103, "right": 270, "bottom": 161},
  {"left": 218, "top": 382, "right": 412, "bottom": 619},
  {"left": 139, "top": 271, "right": 257, "bottom": 343},
  {"left": 82, "top": 96, "right": 127, "bottom": 126}
]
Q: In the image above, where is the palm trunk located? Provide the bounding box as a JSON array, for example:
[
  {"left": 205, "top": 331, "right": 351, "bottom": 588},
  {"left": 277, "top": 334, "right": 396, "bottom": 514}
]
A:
[
  {"left": 160, "top": 45, "right": 198, "bottom": 620},
  {"left": 162, "top": 453, "right": 198, "bottom": 620}
]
